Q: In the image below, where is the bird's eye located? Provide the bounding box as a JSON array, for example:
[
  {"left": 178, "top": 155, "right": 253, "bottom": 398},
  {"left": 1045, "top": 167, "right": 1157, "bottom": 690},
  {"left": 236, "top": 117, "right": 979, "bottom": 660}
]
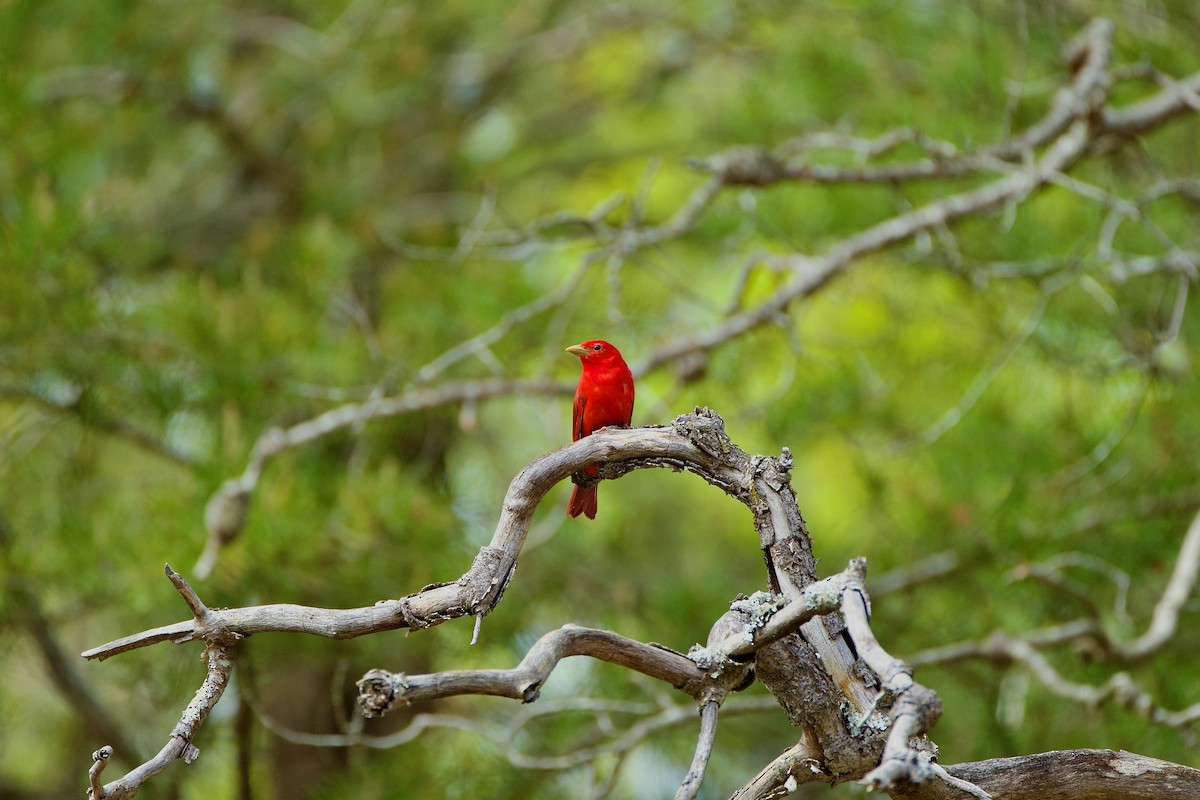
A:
[{"left": 592, "top": 344, "right": 602, "bottom": 351}]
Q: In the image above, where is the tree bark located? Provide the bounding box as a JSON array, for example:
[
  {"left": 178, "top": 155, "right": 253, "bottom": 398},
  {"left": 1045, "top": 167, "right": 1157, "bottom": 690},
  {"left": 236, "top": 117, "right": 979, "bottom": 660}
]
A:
[{"left": 898, "top": 749, "right": 1200, "bottom": 800}]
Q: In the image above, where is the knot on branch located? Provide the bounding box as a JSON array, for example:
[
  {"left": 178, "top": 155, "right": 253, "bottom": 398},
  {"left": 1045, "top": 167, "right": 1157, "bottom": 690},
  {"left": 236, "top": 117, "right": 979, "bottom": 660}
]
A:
[
  {"left": 460, "top": 546, "right": 517, "bottom": 618},
  {"left": 864, "top": 748, "right": 937, "bottom": 792},
  {"left": 697, "top": 603, "right": 762, "bottom": 694},
  {"left": 673, "top": 407, "right": 734, "bottom": 458},
  {"left": 179, "top": 743, "right": 201, "bottom": 765},
  {"left": 357, "top": 668, "right": 407, "bottom": 718},
  {"left": 196, "top": 481, "right": 252, "bottom": 578},
  {"left": 204, "top": 480, "right": 250, "bottom": 545},
  {"left": 728, "top": 591, "right": 787, "bottom": 645},
  {"left": 396, "top": 596, "right": 439, "bottom": 630}
]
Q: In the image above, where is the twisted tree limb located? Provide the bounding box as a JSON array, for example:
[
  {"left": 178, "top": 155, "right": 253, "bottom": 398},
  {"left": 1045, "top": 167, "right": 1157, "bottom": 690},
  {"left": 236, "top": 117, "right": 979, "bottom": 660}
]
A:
[
  {"left": 83, "top": 409, "right": 916, "bottom": 797},
  {"left": 81, "top": 405, "right": 1200, "bottom": 799},
  {"left": 88, "top": 414, "right": 742, "bottom": 661},
  {"left": 355, "top": 625, "right": 709, "bottom": 714}
]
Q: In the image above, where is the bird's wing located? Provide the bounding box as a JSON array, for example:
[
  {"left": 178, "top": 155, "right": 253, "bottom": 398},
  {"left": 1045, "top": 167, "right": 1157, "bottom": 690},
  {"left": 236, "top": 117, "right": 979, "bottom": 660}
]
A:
[{"left": 572, "top": 391, "right": 587, "bottom": 441}]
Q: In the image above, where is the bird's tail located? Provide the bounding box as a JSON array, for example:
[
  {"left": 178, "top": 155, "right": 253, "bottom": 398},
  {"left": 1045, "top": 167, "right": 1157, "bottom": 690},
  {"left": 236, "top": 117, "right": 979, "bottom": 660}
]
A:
[{"left": 567, "top": 484, "right": 598, "bottom": 519}]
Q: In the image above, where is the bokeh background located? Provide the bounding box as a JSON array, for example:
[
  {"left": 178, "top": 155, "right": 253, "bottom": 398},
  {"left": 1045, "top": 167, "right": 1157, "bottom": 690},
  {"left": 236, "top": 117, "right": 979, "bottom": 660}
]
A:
[{"left": 1, "top": 1, "right": 1198, "bottom": 798}]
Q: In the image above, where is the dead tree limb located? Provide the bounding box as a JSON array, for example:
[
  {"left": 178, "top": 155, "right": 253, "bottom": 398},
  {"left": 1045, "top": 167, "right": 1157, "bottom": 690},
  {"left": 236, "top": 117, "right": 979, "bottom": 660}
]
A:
[
  {"left": 897, "top": 750, "right": 1200, "bottom": 800},
  {"left": 82, "top": 404, "right": 1200, "bottom": 799},
  {"left": 355, "top": 625, "right": 709, "bottom": 714},
  {"left": 87, "top": 413, "right": 743, "bottom": 661},
  {"left": 82, "top": 407, "right": 978, "bottom": 798},
  {"left": 87, "top": 645, "right": 232, "bottom": 800}
]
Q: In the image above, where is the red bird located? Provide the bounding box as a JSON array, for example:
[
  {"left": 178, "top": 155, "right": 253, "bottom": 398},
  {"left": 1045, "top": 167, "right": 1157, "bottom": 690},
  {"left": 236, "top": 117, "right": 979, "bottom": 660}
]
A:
[{"left": 565, "top": 340, "right": 635, "bottom": 519}]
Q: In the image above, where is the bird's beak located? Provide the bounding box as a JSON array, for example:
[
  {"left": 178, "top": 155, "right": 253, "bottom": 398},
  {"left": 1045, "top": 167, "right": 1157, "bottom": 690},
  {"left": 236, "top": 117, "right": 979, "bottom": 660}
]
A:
[{"left": 565, "top": 344, "right": 589, "bottom": 358}]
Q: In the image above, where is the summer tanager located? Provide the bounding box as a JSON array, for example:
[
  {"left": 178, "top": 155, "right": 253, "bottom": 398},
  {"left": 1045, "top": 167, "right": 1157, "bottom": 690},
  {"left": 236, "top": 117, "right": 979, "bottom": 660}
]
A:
[{"left": 565, "top": 340, "right": 635, "bottom": 519}]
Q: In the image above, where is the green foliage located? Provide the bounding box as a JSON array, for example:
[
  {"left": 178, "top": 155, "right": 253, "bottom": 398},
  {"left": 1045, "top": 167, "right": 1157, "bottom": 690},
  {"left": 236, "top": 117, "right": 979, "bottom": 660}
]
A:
[{"left": 1, "top": 1, "right": 1198, "bottom": 798}]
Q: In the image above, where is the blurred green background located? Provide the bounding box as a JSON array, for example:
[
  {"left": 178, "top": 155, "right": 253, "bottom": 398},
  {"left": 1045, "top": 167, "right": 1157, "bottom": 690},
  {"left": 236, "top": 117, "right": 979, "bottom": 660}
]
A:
[{"left": 1, "top": 1, "right": 1198, "bottom": 798}]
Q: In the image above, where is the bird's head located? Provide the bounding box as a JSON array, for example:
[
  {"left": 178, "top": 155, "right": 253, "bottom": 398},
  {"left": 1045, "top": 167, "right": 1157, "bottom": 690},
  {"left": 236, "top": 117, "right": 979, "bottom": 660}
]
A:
[{"left": 566, "top": 340, "right": 625, "bottom": 365}]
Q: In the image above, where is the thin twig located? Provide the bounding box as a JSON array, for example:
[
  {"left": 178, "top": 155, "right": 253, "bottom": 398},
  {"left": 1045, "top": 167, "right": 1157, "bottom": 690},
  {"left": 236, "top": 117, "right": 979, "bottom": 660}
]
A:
[
  {"left": 904, "top": 511, "right": 1200, "bottom": 740},
  {"left": 674, "top": 701, "right": 719, "bottom": 800},
  {"left": 165, "top": 564, "right": 210, "bottom": 622},
  {"left": 90, "top": 646, "right": 234, "bottom": 800},
  {"left": 1120, "top": 507, "right": 1200, "bottom": 660}
]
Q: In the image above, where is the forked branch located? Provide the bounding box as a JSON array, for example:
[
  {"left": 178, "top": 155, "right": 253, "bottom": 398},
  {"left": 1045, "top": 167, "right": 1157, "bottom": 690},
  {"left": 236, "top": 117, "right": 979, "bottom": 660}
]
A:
[{"left": 82, "top": 408, "right": 953, "bottom": 799}]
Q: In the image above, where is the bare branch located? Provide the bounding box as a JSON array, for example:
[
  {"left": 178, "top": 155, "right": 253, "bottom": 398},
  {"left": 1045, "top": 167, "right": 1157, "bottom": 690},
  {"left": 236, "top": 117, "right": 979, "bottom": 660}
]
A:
[
  {"left": 356, "top": 625, "right": 706, "bottom": 717},
  {"left": 640, "top": 112, "right": 1096, "bottom": 376},
  {"left": 934, "top": 750, "right": 1200, "bottom": 800},
  {"left": 907, "top": 618, "right": 1103, "bottom": 669},
  {"left": 711, "top": 572, "right": 856, "bottom": 659},
  {"left": 634, "top": 20, "right": 1200, "bottom": 386},
  {"left": 88, "top": 747, "right": 112, "bottom": 800},
  {"left": 989, "top": 18, "right": 1113, "bottom": 161},
  {"left": 88, "top": 411, "right": 793, "bottom": 663},
  {"left": 1102, "top": 71, "right": 1200, "bottom": 139},
  {"left": 729, "top": 731, "right": 829, "bottom": 799},
  {"left": 909, "top": 626, "right": 1200, "bottom": 739},
  {"left": 1109, "top": 250, "right": 1200, "bottom": 282},
  {"left": 197, "top": 16, "right": 1200, "bottom": 596},
  {"left": 909, "top": 506, "right": 1200, "bottom": 704},
  {"left": 1119, "top": 507, "right": 1200, "bottom": 660},
  {"left": 89, "top": 645, "right": 233, "bottom": 800},
  {"left": 674, "top": 701, "right": 719, "bottom": 800},
  {"left": 840, "top": 567, "right": 972, "bottom": 797},
  {"left": 165, "top": 564, "right": 210, "bottom": 623},
  {"left": 84, "top": 409, "right": 892, "bottom": 799}
]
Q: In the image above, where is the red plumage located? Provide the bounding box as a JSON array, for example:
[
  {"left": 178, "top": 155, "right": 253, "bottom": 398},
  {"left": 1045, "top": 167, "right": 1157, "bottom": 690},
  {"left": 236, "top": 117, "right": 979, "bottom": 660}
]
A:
[{"left": 565, "top": 340, "right": 635, "bottom": 519}]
